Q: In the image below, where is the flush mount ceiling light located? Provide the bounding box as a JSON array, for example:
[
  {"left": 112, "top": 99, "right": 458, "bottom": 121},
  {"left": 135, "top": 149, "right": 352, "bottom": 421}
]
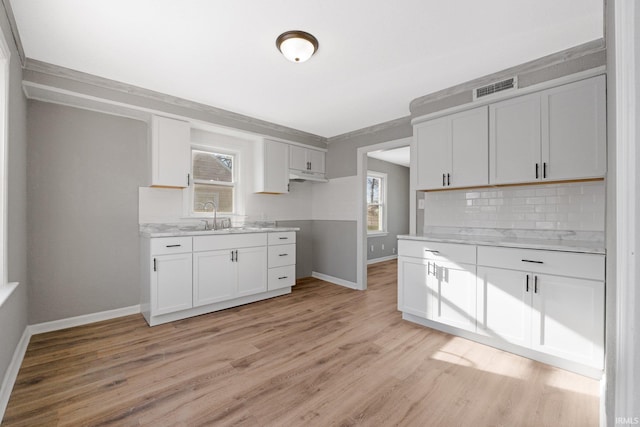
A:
[{"left": 276, "top": 30, "right": 319, "bottom": 63}]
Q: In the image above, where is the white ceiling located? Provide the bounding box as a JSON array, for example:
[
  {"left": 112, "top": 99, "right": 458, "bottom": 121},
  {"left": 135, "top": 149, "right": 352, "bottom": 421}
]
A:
[
  {"left": 10, "top": 1, "right": 603, "bottom": 138},
  {"left": 368, "top": 147, "right": 410, "bottom": 168}
]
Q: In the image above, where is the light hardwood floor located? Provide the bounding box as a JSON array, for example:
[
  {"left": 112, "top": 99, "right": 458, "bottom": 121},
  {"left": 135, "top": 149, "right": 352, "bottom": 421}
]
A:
[{"left": 3, "top": 260, "right": 599, "bottom": 426}]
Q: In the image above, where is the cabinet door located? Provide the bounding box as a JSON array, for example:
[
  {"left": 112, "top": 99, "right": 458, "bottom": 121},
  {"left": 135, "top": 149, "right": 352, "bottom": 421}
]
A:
[
  {"left": 151, "top": 116, "right": 190, "bottom": 188},
  {"left": 257, "top": 140, "right": 289, "bottom": 194},
  {"left": 450, "top": 106, "right": 489, "bottom": 188},
  {"left": 398, "top": 257, "right": 433, "bottom": 318},
  {"left": 476, "top": 266, "right": 531, "bottom": 347},
  {"left": 307, "top": 149, "right": 325, "bottom": 174},
  {"left": 489, "top": 94, "right": 541, "bottom": 185},
  {"left": 431, "top": 261, "right": 477, "bottom": 332},
  {"left": 415, "top": 116, "right": 450, "bottom": 190},
  {"left": 152, "top": 253, "right": 193, "bottom": 315},
  {"left": 531, "top": 274, "right": 604, "bottom": 368},
  {"left": 541, "top": 75, "right": 606, "bottom": 181},
  {"left": 289, "top": 145, "right": 308, "bottom": 171},
  {"left": 193, "top": 250, "right": 236, "bottom": 306},
  {"left": 237, "top": 246, "right": 268, "bottom": 297}
]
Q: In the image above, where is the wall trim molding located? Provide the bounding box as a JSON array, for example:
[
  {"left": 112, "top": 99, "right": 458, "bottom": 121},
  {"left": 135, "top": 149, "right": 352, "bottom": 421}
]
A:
[
  {"left": 367, "top": 255, "right": 398, "bottom": 265},
  {"left": 23, "top": 59, "right": 326, "bottom": 146},
  {"left": 409, "top": 38, "right": 605, "bottom": 115},
  {"left": 326, "top": 116, "right": 411, "bottom": 145},
  {"left": 0, "top": 0, "right": 24, "bottom": 65},
  {"left": 311, "top": 272, "right": 358, "bottom": 290},
  {"left": 28, "top": 305, "right": 141, "bottom": 335},
  {"left": 0, "top": 327, "right": 29, "bottom": 421}
]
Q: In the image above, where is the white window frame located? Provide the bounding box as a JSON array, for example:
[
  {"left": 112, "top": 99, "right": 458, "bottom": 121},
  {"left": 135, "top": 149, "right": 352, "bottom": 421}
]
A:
[
  {"left": 188, "top": 145, "right": 238, "bottom": 217},
  {"left": 366, "top": 171, "right": 388, "bottom": 236},
  {"left": 0, "top": 23, "right": 17, "bottom": 308}
]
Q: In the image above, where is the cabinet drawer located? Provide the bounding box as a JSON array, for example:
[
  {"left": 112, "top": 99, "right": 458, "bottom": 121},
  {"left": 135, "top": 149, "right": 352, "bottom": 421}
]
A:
[
  {"left": 193, "top": 233, "right": 267, "bottom": 252},
  {"left": 150, "top": 237, "right": 192, "bottom": 255},
  {"left": 477, "top": 246, "right": 605, "bottom": 280},
  {"left": 268, "top": 244, "right": 296, "bottom": 268},
  {"left": 398, "top": 240, "right": 476, "bottom": 264},
  {"left": 268, "top": 265, "right": 296, "bottom": 290},
  {"left": 268, "top": 232, "right": 296, "bottom": 245}
]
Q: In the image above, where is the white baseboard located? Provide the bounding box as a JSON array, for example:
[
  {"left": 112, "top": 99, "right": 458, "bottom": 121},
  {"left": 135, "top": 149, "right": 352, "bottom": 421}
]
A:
[
  {"left": 0, "top": 327, "right": 30, "bottom": 422},
  {"left": 29, "top": 305, "right": 141, "bottom": 335},
  {"left": 312, "top": 272, "right": 359, "bottom": 290},
  {"left": 367, "top": 255, "right": 398, "bottom": 265}
]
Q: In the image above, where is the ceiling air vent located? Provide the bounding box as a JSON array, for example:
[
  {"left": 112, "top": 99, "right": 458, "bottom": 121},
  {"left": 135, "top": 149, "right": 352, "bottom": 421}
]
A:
[{"left": 473, "top": 77, "right": 518, "bottom": 101}]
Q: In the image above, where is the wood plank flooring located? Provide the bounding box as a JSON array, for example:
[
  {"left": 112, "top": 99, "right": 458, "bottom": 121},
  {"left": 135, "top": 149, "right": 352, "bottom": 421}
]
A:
[{"left": 3, "top": 260, "right": 599, "bottom": 426}]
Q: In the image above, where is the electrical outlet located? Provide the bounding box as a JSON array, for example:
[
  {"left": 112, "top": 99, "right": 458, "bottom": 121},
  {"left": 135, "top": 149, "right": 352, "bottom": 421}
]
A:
[
  {"left": 392, "top": 248, "right": 396, "bottom": 254},
  {"left": 418, "top": 199, "right": 425, "bottom": 209},
  {"left": 370, "top": 245, "right": 374, "bottom": 252},
  {"left": 382, "top": 244, "right": 385, "bottom": 250}
]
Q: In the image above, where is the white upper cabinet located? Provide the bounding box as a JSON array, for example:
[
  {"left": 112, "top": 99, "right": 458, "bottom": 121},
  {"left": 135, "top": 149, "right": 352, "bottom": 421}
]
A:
[
  {"left": 151, "top": 115, "right": 191, "bottom": 188},
  {"left": 254, "top": 139, "right": 289, "bottom": 194},
  {"left": 289, "top": 145, "right": 326, "bottom": 175},
  {"left": 489, "top": 94, "right": 541, "bottom": 185},
  {"left": 541, "top": 75, "right": 607, "bottom": 181},
  {"left": 415, "top": 106, "right": 488, "bottom": 190},
  {"left": 307, "top": 148, "right": 326, "bottom": 174},
  {"left": 490, "top": 75, "right": 606, "bottom": 185}
]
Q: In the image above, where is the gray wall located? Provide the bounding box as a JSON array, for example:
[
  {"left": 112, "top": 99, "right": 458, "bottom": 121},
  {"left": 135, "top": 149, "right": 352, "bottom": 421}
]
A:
[
  {"left": 311, "top": 221, "right": 357, "bottom": 283},
  {"left": 366, "top": 158, "right": 409, "bottom": 261},
  {"left": 276, "top": 220, "right": 312, "bottom": 279},
  {"left": 0, "top": 3, "right": 29, "bottom": 401},
  {"left": 27, "top": 101, "right": 147, "bottom": 323},
  {"left": 326, "top": 118, "right": 412, "bottom": 179}
]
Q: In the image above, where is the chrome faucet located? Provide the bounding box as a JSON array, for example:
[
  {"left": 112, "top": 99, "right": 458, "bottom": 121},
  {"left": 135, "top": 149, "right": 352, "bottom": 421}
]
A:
[{"left": 202, "top": 200, "right": 218, "bottom": 230}]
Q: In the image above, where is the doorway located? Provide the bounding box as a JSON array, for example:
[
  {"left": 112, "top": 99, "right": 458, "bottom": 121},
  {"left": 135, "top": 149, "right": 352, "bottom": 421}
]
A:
[{"left": 356, "top": 137, "right": 413, "bottom": 290}]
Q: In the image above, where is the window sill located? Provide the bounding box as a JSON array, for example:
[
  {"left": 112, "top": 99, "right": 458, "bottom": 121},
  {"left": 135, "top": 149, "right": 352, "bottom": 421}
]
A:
[
  {"left": 367, "top": 232, "right": 389, "bottom": 237},
  {"left": 0, "top": 282, "right": 20, "bottom": 308}
]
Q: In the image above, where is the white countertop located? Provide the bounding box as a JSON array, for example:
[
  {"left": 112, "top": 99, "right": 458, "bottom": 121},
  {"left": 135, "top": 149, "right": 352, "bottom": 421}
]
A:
[
  {"left": 140, "top": 223, "right": 299, "bottom": 238},
  {"left": 398, "top": 229, "right": 605, "bottom": 255}
]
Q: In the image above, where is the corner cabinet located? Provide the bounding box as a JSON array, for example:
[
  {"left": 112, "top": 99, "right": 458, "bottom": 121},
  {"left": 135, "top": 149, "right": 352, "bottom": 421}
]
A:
[
  {"left": 489, "top": 75, "right": 606, "bottom": 185},
  {"left": 141, "top": 231, "right": 296, "bottom": 326},
  {"left": 415, "top": 106, "right": 488, "bottom": 190},
  {"left": 254, "top": 139, "right": 289, "bottom": 194},
  {"left": 151, "top": 115, "right": 191, "bottom": 188}
]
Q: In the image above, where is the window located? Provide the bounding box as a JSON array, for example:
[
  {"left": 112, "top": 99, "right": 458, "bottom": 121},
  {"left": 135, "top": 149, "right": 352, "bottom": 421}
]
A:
[
  {"left": 191, "top": 148, "right": 236, "bottom": 214},
  {"left": 367, "top": 171, "right": 387, "bottom": 234}
]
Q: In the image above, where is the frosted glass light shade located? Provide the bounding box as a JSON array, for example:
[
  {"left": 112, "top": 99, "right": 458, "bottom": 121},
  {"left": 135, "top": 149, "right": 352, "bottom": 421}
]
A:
[{"left": 276, "top": 31, "right": 319, "bottom": 63}]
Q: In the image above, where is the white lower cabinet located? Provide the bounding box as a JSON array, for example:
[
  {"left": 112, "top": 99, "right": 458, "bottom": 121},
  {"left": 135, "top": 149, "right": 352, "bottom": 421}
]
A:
[
  {"left": 398, "top": 257, "right": 431, "bottom": 318},
  {"left": 476, "top": 266, "right": 604, "bottom": 369},
  {"left": 398, "top": 238, "right": 606, "bottom": 376},
  {"left": 193, "top": 249, "right": 237, "bottom": 305},
  {"left": 153, "top": 253, "right": 193, "bottom": 315},
  {"left": 431, "top": 261, "right": 477, "bottom": 332},
  {"left": 398, "top": 240, "right": 477, "bottom": 330},
  {"left": 142, "top": 231, "right": 296, "bottom": 326},
  {"left": 194, "top": 246, "right": 267, "bottom": 306},
  {"left": 476, "top": 266, "right": 532, "bottom": 348}
]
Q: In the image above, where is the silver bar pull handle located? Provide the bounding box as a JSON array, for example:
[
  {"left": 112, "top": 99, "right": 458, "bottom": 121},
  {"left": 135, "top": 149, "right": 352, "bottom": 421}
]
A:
[
  {"left": 278, "top": 276, "right": 288, "bottom": 280},
  {"left": 279, "top": 254, "right": 288, "bottom": 257},
  {"left": 166, "top": 244, "right": 181, "bottom": 248},
  {"left": 534, "top": 275, "right": 539, "bottom": 293},
  {"left": 525, "top": 274, "right": 529, "bottom": 292},
  {"left": 521, "top": 259, "right": 543, "bottom": 264},
  {"left": 424, "top": 250, "right": 440, "bottom": 254}
]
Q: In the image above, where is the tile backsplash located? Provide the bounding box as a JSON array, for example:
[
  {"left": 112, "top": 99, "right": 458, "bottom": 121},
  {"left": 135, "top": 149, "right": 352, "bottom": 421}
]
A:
[{"left": 424, "top": 181, "right": 605, "bottom": 232}]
